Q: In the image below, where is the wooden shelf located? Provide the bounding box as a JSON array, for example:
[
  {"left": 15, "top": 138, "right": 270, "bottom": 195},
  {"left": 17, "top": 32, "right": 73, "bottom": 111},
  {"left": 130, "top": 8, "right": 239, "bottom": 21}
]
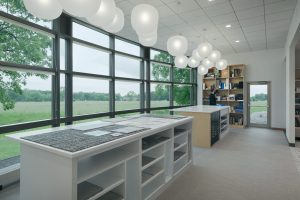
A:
[{"left": 203, "top": 65, "right": 246, "bottom": 128}]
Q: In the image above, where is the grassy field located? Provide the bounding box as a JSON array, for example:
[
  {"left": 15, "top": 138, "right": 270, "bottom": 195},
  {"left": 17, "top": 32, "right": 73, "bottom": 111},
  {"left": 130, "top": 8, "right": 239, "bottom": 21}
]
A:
[
  {"left": 0, "top": 100, "right": 170, "bottom": 160},
  {"left": 250, "top": 100, "right": 268, "bottom": 113}
]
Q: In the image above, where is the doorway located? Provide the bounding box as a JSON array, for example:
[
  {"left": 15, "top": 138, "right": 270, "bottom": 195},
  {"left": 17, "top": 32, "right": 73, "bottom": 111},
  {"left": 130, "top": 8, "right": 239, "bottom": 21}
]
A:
[{"left": 247, "top": 82, "right": 271, "bottom": 128}]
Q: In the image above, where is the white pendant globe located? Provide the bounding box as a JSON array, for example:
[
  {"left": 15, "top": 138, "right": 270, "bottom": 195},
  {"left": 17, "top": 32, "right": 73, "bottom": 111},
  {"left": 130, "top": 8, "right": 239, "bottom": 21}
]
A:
[
  {"left": 139, "top": 33, "right": 157, "bottom": 47},
  {"left": 209, "top": 50, "right": 221, "bottom": 62},
  {"left": 167, "top": 35, "right": 188, "bottom": 56},
  {"left": 192, "top": 49, "right": 203, "bottom": 61},
  {"left": 216, "top": 59, "right": 228, "bottom": 70},
  {"left": 23, "top": 0, "right": 62, "bottom": 20},
  {"left": 175, "top": 55, "right": 188, "bottom": 68},
  {"left": 197, "top": 42, "right": 213, "bottom": 58},
  {"left": 202, "top": 58, "right": 213, "bottom": 69},
  {"left": 87, "top": 0, "right": 116, "bottom": 28},
  {"left": 198, "top": 65, "right": 208, "bottom": 75},
  {"left": 131, "top": 4, "right": 159, "bottom": 35},
  {"left": 103, "top": 8, "right": 124, "bottom": 33},
  {"left": 59, "top": 0, "right": 100, "bottom": 18},
  {"left": 188, "top": 56, "right": 200, "bottom": 68}
]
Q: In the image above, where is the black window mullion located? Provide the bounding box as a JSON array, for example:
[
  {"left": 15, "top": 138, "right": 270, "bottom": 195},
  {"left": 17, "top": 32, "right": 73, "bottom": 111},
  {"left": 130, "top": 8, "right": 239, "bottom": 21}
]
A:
[
  {"left": 140, "top": 46, "right": 145, "bottom": 113},
  {"left": 145, "top": 47, "right": 151, "bottom": 113},
  {"left": 109, "top": 35, "right": 116, "bottom": 118}
]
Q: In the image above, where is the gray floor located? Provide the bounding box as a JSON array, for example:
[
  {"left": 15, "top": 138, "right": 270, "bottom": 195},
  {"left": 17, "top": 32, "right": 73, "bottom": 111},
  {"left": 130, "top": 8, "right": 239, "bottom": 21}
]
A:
[
  {"left": 1, "top": 128, "right": 300, "bottom": 200},
  {"left": 157, "top": 128, "right": 300, "bottom": 200}
]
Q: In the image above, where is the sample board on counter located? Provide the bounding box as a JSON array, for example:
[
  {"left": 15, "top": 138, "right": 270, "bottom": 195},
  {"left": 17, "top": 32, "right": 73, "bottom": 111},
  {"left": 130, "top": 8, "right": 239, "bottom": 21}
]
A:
[
  {"left": 8, "top": 114, "right": 193, "bottom": 200},
  {"left": 202, "top": 64, "right": 247, "bottom": 128}
]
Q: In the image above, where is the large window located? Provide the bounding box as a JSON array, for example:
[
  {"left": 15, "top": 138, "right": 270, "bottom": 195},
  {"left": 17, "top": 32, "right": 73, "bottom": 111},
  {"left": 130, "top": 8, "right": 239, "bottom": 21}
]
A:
[
  {"left": 115, "top": 55, "right": 141, "bottom": 79},
  {"left": 73, "top": 77, "right": 109, "bottom": 115},
  {"left": 73, "top": 43, "right": 110, "bottom": 75},
  {"left": 0, "top": 4, "right": 197, "bottom": 165},
  {"left": 0, "top": 20, "right": 53, "bottom": 68},
  {"left": 0, "top": 70, "right": 52, "bottom": 126},
  {"left": 115, "top": 81, "right": 140, "bottom": 111}
]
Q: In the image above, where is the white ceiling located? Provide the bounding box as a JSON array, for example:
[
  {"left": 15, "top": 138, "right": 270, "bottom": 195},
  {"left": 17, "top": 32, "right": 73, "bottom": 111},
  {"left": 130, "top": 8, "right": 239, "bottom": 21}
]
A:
[{"left": 115, "top": 0, "right": 297, "bottom": 55}]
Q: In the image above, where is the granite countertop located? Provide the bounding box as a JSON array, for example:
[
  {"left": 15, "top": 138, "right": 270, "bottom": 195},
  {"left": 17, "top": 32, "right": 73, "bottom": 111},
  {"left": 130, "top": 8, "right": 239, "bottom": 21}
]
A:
[
  {"left": 172, "top": 105, "right": 230, "bottom": 113},
  {"left": 7, "top": 114, "right": 192, "bottom": 158}
]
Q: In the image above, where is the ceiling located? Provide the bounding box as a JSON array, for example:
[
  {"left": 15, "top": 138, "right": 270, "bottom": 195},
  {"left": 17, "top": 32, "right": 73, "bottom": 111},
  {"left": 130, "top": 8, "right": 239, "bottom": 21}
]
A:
[{"left": 115, "top": 0, "right": 297, "bottom": 55}]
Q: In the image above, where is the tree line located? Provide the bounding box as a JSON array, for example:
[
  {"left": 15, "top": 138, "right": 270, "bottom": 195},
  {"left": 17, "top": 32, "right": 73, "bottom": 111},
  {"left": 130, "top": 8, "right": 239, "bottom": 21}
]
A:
[{"left": 5, "top": 89, "right": 170, "bottom": 102}]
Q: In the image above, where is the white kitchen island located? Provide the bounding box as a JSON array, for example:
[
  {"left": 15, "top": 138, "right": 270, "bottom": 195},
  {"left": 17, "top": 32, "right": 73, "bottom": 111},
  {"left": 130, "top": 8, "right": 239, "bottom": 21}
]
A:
[
  {"left": 173, "top": 105, "right": 229, "bottom": 148},
  {"left": 8, "top": 114, "right": 193, "bottom": 200}
]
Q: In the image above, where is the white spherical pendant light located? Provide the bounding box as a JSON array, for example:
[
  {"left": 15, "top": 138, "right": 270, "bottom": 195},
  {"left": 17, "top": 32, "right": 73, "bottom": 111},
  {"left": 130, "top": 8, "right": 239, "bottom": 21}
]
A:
[
  {"left": 192, "top": 49, "right": 203, "bottom": 61},
  {"left": 197, "top": 42, "right": 213, "bottom": 58},
  {"left": 216, "top": 59, "right": 228, "bottom": 70},
  {"left": 131, "top": 4, "right": 159, "bottom": 35},
  {"left": 202, "top": 58, "right": 213, "bottom": 69},
  {"left": 209, "top": 50, "right": 221, "bottom": 62},
  {"left": 175, "top": 55, "right": 188, "bottom": 68},
  {"left": 139, "top": 33, "right": 157, "bottom": 47},
  {"left": 167, "top": 35, "right": 188, "bottom": 56},
  {"left": 59, "top": 0, "right": 101, "bottom": 18},
  {"left": 23, "top": 0, "right": 62, "bottom": 20},
  {"left": 188, "top": 56, "right": 200, "bottom": 68},
  {"left": 87, "top": 0, "right": 116, "bottom": 28},
  {"left": 103, "top": 8, "right": 124, "bottom": 33},
  {"left": 198, "top": 65, "right": 208, "bottom": 75}
]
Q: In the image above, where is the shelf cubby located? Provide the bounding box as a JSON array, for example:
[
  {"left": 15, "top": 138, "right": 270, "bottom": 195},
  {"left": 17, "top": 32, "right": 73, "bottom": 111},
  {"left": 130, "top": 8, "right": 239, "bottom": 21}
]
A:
[
  {"left": 142, "top": 170, "right": 165, "bottom": 200},
  {"left": 173, "top": 153, "right": 188, "bottom": 176},
  {"left": 77, "top": 141, "right": 138, "bottom": 183},
  {"left": 142, "top": 158, "right": 164, "bottom": 186},
  {"left": 95, "top": 184, "right": 124, "bottom": 200},
  {"left": 142, "top": 129, "right": 172, "bottom": 153}
]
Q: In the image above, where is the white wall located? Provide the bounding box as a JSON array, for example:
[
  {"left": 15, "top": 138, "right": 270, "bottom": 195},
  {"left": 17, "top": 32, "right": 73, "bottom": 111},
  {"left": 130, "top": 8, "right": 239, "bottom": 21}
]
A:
[
  {"left": 285, "top": 0, "right": 300, "bottom": 144},
  {"left": 198, "top": 48, "right": 286, "bottom": 129}
]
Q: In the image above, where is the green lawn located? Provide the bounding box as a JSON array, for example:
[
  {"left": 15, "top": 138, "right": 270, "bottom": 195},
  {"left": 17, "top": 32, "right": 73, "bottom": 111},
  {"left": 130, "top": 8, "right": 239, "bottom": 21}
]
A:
[
  {"left": 0, "top": 100, "right": 170, "bottom": 160},
  {"left": 250, "top": 100, "right": 268, "bottom": 113}
]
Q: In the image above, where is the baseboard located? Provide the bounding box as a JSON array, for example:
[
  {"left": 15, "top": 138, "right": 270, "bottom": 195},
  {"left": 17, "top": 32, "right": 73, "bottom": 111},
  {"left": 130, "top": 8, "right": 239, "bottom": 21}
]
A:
[
  {"left": 283, "top": 130, "right": 296, "bottom": 147},
  {"left": 271, "top": 127, "right": 286, "bottom": 131}
]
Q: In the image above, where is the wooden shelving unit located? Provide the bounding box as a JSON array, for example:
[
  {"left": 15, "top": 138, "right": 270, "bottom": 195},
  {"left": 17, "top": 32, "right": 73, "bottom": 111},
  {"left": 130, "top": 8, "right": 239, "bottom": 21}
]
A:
[{"left": 202, "top": 64, "right": 247, "bottom": 128}]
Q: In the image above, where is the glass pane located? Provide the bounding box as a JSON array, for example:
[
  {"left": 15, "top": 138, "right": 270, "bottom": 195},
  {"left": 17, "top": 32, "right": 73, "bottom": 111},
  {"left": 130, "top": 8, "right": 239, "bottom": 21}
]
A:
[
  {"left": 60, "top": 74, "right": 65, "bottom": 117},
  {"left": 0, "top": 20, "right": 53, "bottom": 68},
  {"left": 250, "top": 107, "right": 267, "bottom": 124},
  {"left": 151, "top": 83, "right": 170, "bottom": 108},
  {"left": 0, "top": 70, "right": 52, "bottom": 126},
  {"left": 0, "top": 1, "right": 52, "bottom": 28},
  {"left": 60, "top": 38, "right": 66, "bottom": 70},
  {"left": 72, "top": 22, "right": 109, "bottom": 47},
  {"left": 115, "top": 81, "right": 140, "bottom": 111},
  {"left": 115, "top": 55, "right": 140, "bottom": 79},
  {"left": 150, "top": 49, "right": 171, "bottom": 63},
  {"left": 174, "top": 85, "right": 191, "bottom": 106},
  {"left": 73, "top": 43, "right": 109, "bottom": 75},
  {"left": 249, "top": 84, "right": 268, "bottom": 125},
  {"left": 250, "top": 85, "right": 268, "bottom": 106},
  {"left": 174, "top": 68, "right": 191, "bottom": 83},
  {"left": 0, "top": 133, "right": 20, "bottom": 161},
  {"left": 151, "top": 109, "right": 170, "bottom": 115},
  {"left": 73, "top": 77, "right": 109, "bottom": 115},
  {"left": 115, "top": 39, "right": 140, "bottom": 56},
  {"left": 150, "top": 63, "right": 170, "bottom": 81}
]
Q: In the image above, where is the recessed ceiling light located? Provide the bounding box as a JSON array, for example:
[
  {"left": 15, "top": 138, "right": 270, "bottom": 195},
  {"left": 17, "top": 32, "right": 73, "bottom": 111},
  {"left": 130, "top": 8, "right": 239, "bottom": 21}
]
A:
[
  {"left": 208, "top": 0, "right": 215, "bottom": 2},
  {"left": 225, "top": 24, "right": 231, "bottom": 28},
  {"left": 235, "top": 40, "right": 240, "bottom": 43}
]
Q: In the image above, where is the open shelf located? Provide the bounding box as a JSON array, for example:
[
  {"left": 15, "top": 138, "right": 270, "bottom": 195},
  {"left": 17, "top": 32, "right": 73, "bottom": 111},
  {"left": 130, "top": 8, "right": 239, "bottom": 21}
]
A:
[
  {"left": 174, "top": 142, "right": 187, "bottom": 152},
  {"left": 142, "top": 169, "right": 164, "bottom": 187},
  {"left": 142, "top": 155, "right": 164, "bottom": 170},
  {"left": 173, "top": 153, "right": 188, "bottom": 175},
  {"left": 95, "top": 184, "right": 124, "bottom": 200},
  {"left": 142, "top": 129, "right": 172, "bottom": 153},
  {"left": 174, "top": 151, "right": 186, "bottom": 162},
  {"left": 142, "top": 170, "right": 165, "bottom": 200},
  {"left": 77, "top": 141, "right": 138, "bottom": 183},
  {"left": 174, "top": 129, "right": 189, "bottom": 139},
  {"left": 77, "top": 163, "right": 125, "bottom": 200}
]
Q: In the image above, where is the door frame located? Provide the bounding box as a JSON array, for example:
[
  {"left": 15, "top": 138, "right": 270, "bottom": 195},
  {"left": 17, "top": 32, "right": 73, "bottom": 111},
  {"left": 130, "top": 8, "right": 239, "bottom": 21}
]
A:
[{"left": 247, "top": 81, "right": 271, "bottom": 128}]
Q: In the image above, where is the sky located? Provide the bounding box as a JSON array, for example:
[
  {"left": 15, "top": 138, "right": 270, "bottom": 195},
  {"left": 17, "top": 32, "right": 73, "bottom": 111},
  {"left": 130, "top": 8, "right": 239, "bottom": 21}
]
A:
[{"left": 250, "top": 85, "right": 268, "bottom": 97}]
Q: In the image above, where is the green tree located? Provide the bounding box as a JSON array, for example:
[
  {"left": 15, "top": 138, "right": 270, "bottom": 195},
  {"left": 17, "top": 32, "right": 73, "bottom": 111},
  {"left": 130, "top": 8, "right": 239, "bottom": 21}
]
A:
[
  {"left": 0, "top": 0, "right": 51, "bottom": 110},
  {"left": 151, "top": 53, "right": 191, "bottom": 105}
]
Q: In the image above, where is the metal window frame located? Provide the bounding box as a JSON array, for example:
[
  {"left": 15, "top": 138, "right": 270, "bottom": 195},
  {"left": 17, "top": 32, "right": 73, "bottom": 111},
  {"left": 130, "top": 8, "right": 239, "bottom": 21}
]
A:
[{"left": 0, "top": 12, "right": 197, "bottom": 134}]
